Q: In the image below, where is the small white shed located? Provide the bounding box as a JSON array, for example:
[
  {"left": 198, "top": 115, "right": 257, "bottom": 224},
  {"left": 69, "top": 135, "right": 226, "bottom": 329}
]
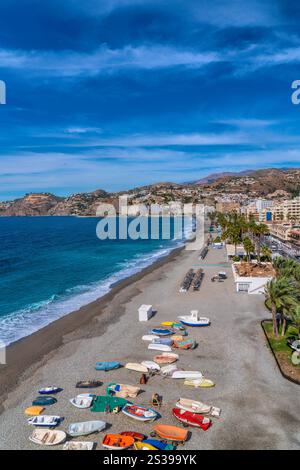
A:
[{"left": 138, "top": 304, "right": 153, "bottom": 321}]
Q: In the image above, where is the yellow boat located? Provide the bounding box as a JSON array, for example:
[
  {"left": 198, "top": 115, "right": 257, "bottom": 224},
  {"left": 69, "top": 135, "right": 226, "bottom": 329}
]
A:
[
  {"left": 134, "top": 441, "right": 157, "bottom": 450},
  {"left": 25, "top": 406, "right": 45, "bottom": 416},
  {"left": 184, "top": 378, "right": 215, "bottom": 388},
  {"left": 161, "top": 321, "right": 174, "bottom": 327}
]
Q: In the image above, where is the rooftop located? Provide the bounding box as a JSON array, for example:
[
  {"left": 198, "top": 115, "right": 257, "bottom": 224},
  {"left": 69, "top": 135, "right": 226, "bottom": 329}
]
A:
[{"left": 233, "top": 262, "right": 275, "bottom": 278}]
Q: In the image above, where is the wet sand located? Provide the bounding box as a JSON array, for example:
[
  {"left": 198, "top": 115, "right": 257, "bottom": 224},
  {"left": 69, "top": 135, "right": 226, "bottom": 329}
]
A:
[{"left": 0, "top": 245, "right": 299, "bottom": 450}]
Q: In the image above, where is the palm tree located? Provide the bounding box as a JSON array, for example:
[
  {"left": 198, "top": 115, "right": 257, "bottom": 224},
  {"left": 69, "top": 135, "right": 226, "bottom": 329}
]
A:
[
  {"left": 261, "top": 245, "right": 272, "bottom": 262},
  {"left": 243, "top": 237, "right": 254, "bottom": 262},
  {"left": 248, "top": 222, "right": 269, "bottom": 262},
  {"left": 272, "top": 256, "right": 287, "bottom": 276},
  {"left": 265, "top": 277, "right": 298, "bottom": 337},
  {"left": 290, "top": 305, "right": 300, "bottom": 339}
]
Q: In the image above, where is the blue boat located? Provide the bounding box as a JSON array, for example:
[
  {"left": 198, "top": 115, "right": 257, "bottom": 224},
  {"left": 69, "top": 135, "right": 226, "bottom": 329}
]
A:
[
  {"left": 95, "top": 361, "right": 121, "bottom": 371},
  {"left": 150, "top": 328, "right": 173, "bottom": 336},
  {"left": 152, "top": 337, "right": 173, "bottom": 346},
  {"left": 38, "top": 386, "right": 62, "bottom": 395},
  {"left": 143, "top": 439, "right": 174, "bottom": 450}
]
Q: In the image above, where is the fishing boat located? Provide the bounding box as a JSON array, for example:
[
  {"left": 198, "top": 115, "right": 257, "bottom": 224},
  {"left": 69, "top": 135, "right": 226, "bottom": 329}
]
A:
[
  {"left": 148, "top": 343, "right": 172, "bottom": 352},
  {"left": 106, "top": 383, "right": 140, "bottom": 398},
  {"left": 154, "top": 353, "right": 178, "bottom": 364},
  {"left": 151, "top": 424, "right": 188, "bottom": 444},
  {"left": 142, "top": 439, "right": 174, "bottom": 450},
  {"left": 68, "top": 420, "right": 106, "bottom": 437},
  {"left": 160, "top": 364, "right": 178, "bottom": 376},
  {"left": 27, "top": 416, "right": 61, "bottom": 427},
  {"left": 32, "top": 396, "right": 57, "bottom": 406},
  {"left": 63, "top": 441, "right": 95, "bottom": 450},
  {"left": 134, "top": 441, "right": 157, "bottom": 450},
  {"left": 29, "top": 429, "right": 67, "bottom": 446},
  {"left": 122, "top": 404, "right": 159, "bottom": 422},
  {"left": 70, "top": 395, "right": 94, "bottom": 409},
  {"left": 178, "top": 310, "right": 210, "bottom": 327},
  {"left": 76, "top": 380, "right": 102, "bottom": 389},
  {"left": 172, "top": 370, "right": 203, "bottom": 379},
  {"left": 142, "top": 334, "right": 160, "bottom": 342},
  {"left": 95, "top": 361, "right": 121, "bottom": 371},
  {"left": 184, "top": 377, "right": 215, "bottom": 388},
  {"left": 160, "top": 321, "right": 175, "bottom": 326},
  {"left": 172, "top": 408, "right": 212, "bottom": 430},
  {"left": 150, "top": 328, "right": 173, "bottom": 336},
  {"left": 38, "top": 386, "right": 62, "bottom": 395},
  {"left": 176, "top": 398, "right": 221, "bottom": 417},
  {"left": 25, "top": 406, "right": 45, "bottom": 416},
  {"left": 173, "top": 338, "right": 196, "bottom": 350},
  {"left": 102, "top": 434, "right": 135, "bottom": 450},
  {"left": 141, "top": 360, "right": 160, "bottom": 371},
  {"left": 152, "top": 337, "right": 173, "bottom": 346},
  {"left": 125, "top": 363, "right": 148, "bottom": 373},
  {"left": 120, "top": 431, "right": 145, "bottom": 441}
]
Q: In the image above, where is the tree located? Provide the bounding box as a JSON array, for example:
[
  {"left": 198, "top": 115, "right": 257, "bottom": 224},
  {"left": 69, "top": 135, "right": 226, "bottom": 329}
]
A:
[
  {"left": 290, "top": 305, "right": 300, "bottom": 339},
  {"left": 243, "top": 237, "right": 254, "bottom": 262},
  {"left": 265, "top": 277, "right": 298, "bottom": 337},
  {"left": 248, "top": 221, "right": 269, "bottom": 262},
  {"left": 261, "top": 245, "right": 272, "bottom": 262}
]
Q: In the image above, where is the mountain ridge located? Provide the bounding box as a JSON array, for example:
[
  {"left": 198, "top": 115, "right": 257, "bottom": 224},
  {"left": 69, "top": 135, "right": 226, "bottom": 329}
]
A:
[{"left": 1, "top": 167, "right": 300, "bottom": 216}]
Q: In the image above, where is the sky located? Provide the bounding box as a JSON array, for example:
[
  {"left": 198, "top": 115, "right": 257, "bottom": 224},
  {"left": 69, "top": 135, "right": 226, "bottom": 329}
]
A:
[{"left": 1, "top": 0, "right": 300, "bottom": 199}]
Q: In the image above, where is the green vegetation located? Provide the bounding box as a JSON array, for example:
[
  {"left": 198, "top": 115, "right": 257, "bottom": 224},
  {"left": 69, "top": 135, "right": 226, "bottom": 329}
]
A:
[
  {"left": 215, "top": 211, "right": 269, "bottom": 259},
  {"left": 263, "top": 321, "right": 298, "bottom": 355}
]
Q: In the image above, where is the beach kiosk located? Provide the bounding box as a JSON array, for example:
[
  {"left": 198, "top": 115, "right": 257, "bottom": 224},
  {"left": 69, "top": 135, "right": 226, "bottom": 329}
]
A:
[{"left": 138, "top": 304, "right": 153, "bottom": 322}]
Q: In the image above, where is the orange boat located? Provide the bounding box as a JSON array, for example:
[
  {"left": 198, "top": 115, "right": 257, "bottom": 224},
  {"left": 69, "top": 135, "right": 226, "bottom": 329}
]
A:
[
  {"left": 151, "top": 424, "right": 188, "bottom": 444},
  {"left": 102, "top": 434, "right": 135, "bottom": 450},
  {"left": 24, "top": 406, "right": 45, "bottom": 416}
]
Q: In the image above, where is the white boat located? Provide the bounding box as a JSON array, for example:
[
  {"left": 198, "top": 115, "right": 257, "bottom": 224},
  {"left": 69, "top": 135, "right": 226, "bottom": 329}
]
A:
[
  {"left": 142, "top": 334, "right": 160, "bottom": 342},
  {"left": 154, "top": 352, "right": 178, "bottom": 364},
  {"left": 178, "top": 310, "right": 210, "bottom": 327},
  {"left": 148, "top": 343, "right": 172, "bottom": 352},
  {"left": 68, "top": 420, "right": 106, "bottom": 437},
  {"left": 63, "top": 441, "right": 95, "bottom": 451},
  {"left": 160, "top": 364, "right": 178, "bottom": 376},
  {"left": 70, "top": 395, "right": 94, "bottom": 409},
  {"left": 122, "top": 404, "right": 159, "bottom": 422},
  {"left": 27, "top": 416, "right": 61, "bottom": 427},
  {"left": 176, "top": 398, "right": 221, "bottom": 417},
  {"left": 29, "top": 429, "right": 67, "bottom": 446},
  {"left": 141, "top": 360, "right": 160, "bottom": 371},
  {"left": 125, "top": 363, "right": 148, "bottom": 373},
  {"left": 172, "top": 370, "right": 203, "bottom": 379}
]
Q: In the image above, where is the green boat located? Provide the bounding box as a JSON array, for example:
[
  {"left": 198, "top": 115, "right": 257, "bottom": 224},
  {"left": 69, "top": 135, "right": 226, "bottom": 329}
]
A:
[
  {"left": 32, "top": 396, "right": 57, "bottom": 406},
  {"left": 91, "top": 395, "right": 128, "bottom": 413}
]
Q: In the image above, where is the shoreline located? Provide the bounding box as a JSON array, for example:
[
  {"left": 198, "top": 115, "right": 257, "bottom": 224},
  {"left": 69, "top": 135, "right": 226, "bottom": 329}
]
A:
[{"left": 0, "top": 244, "right": 184, "bottom": 410}]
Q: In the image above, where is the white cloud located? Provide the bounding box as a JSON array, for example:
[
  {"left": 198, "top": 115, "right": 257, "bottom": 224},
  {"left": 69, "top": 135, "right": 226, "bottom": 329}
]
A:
[{"left": 0, "top": 45, "right": 220, "bottom": 77}]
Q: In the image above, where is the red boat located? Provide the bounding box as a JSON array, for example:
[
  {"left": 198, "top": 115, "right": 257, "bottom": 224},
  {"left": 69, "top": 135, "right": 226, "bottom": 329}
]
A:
[
  {"left": 120, "top": 431, "right": 146, "bottom": 441},
  {"left": 172, "top": 407, "right": 212, "bottom": 430}
]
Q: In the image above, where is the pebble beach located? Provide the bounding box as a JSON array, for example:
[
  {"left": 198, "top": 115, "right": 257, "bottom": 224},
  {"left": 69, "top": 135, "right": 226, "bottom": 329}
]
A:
[{"left": 0, "top": 244, "right": 299, "bottom": 450}]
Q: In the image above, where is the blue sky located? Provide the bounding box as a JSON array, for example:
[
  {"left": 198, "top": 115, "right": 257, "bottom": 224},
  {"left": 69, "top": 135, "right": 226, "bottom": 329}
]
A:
[{"left": 1, "top": 0, "right": 300, "bottom": 199}]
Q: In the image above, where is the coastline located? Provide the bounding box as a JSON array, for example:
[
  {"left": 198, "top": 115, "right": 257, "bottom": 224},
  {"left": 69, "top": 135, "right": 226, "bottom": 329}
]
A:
[
  {"left": 0, "top": 244, "right": 184, "bottom": 409},
  {"left": 1, "top": 242, "right": 299, "bottom": 450}
]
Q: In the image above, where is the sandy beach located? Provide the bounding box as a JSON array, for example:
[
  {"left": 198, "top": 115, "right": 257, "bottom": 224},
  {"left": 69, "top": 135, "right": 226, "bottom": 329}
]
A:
[{"left": 0, "top": 244, "right": 299, "bottom": 450}]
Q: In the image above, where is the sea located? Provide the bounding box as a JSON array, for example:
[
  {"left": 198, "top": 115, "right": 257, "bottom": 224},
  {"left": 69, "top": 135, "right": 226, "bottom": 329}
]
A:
[{"left": 0, "top": 216, "right": 191, "bottom": 345}]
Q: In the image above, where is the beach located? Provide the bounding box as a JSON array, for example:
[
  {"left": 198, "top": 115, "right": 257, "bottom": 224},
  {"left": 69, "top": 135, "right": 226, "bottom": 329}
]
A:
[{"left": 0, "top": 244, "right": 299, "bottom": 450}]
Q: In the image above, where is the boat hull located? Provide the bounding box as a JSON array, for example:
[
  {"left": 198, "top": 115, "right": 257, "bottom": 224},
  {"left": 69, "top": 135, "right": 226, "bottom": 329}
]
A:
[{"left": 172, "top": 408, "right": 212, "bottom": 430}]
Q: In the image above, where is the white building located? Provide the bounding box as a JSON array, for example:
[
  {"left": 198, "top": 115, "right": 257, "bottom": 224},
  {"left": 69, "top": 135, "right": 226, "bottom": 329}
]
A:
[{"left": 232, "top": 262, "right": 274, "bottom": 294}]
